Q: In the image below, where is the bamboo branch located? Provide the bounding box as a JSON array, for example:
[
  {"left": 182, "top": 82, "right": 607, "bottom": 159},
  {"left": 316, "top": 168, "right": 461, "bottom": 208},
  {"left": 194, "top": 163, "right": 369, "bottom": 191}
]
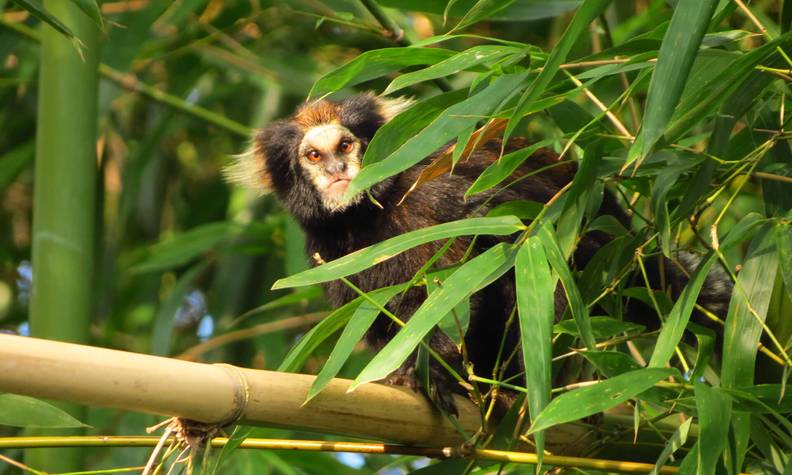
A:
[
  {"left": 0, "top": 334, "right": 589, "bottom": 451},
  {"left": 0, "top": 436, "right": 699, "bottom": 474}
]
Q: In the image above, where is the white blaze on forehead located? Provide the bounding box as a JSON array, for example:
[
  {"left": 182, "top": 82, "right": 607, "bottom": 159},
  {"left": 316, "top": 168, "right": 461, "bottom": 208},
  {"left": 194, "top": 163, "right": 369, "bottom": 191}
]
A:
[{"left": 300, "top": 124, "right": 352, "bottom": 155}]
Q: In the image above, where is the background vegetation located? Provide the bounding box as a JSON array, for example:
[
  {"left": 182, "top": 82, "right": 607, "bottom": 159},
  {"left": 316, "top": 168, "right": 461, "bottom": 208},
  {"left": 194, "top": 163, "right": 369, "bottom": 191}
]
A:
[{"left": 0, "top": 0, "right": 791, "bottom": 473}]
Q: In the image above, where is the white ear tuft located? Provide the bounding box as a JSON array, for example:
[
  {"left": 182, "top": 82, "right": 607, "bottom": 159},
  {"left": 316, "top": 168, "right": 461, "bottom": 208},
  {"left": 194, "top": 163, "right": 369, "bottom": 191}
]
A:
[
  {"left": 223, "top": 143, "right": 272, "bottom": 194},
  {"left": 377, "top": 95, "right": 415, "bottom": 122}
]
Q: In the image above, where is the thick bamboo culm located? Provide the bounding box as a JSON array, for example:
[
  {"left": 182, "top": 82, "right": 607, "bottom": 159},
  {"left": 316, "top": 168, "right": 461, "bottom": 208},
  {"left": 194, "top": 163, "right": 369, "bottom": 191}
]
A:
[{"left": 0, "top": 334, "right": 587, "bottom": 451}]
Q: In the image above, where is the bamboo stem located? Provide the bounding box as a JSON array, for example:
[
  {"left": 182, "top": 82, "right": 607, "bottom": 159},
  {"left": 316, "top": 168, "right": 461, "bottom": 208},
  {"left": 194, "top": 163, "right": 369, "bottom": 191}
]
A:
[
  {"left": 0, "top": 436, "right": 695, "bottom": 474},
  {"left": 27, "top": 0, "right": 101, "bottom": 471}
]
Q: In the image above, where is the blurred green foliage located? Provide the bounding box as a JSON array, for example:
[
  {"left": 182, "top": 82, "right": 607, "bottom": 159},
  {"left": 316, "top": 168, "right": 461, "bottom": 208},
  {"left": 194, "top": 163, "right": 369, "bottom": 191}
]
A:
[{"left": 1, "top": 0, "right": 791, "bottom": 473}]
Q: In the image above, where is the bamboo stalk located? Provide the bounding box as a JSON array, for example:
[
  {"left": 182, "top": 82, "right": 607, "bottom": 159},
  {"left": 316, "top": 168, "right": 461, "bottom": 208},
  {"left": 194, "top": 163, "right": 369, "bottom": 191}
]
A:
[
  {"left": 0, "top": 334, "right": 591, "bottom": 451},
  {"left": 0, "top": 436, "right": 696, "bottom": 474},
  {"left": 27, "top": 0, "right": 101, "bottom": 471}
]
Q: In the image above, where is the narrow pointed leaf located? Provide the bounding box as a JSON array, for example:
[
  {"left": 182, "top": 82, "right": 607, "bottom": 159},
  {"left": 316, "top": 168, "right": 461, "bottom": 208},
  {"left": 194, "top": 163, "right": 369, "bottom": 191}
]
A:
[
  {"left": 516, "top": 236, "right": 555, "bottom": 462},
  {"left": 695, "top": 383, "right": 732, "bottom": 475},
  {"left": 351, "top": 243, "right": 516, "bottom": 390},
  {"left": 505, "top": 0, "right": 612, "bottom": 141},
  {"left": 465, "top": 139, "right": 555, "bottom": 196},
  {"left": 306, "top": 285, "right": 404, "bottom": 402},
  {"left": 273, "top": 216, "right": 524, "bottom": 289},
  {"left": 650, "top": 418, "right": 693, "bottom": 475},
  {"left": 69, "top": 0, "right": 103, "bottom": 29},
  {"left": 310, "top": 48, "right": 456, "bottom": 97},
  {"left": 347, "top": 72, "right": 529, "bottom": 198},
  {"left": 384, "top": 45, "right": 521, "bottom": 95},
  {"left": 538, "top": 225, "right": 596, "bottom": 350},
  {"left": 528, "top": 368, "right": 674, "bottom": 433},
  {"left": 0, "top": 394, "right": 88, "bottom": 428},
  {"left": 624, "top": 0, "right": 719, "bottom": 168}
]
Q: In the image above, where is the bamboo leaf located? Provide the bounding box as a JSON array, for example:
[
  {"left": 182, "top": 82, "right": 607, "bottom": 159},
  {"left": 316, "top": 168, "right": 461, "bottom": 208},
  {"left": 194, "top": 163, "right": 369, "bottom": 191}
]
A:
[
  {"left": 505, "top": 0, "right": 612, "bottom": 141},
  {"left": 347, "top": 72, "right": 529, "bottom": 198},
  {"left": 384, "top": 45, "right": 522, "bottom": 95},
  {"left": 465, "top": 139, "right": 555, "bottom": 196},
  {"left": 528, "top": 368, "right": 674, "bottom": 433},
  {"left": 69, "top": 0, "right": 103, "bottom": 30},
  {"left": 721, "top": 230, "right": 780, "bottom": 472},
  {"left": 272, "top": 216, "right": 524, "bottom": 289},
  {"left": 776, "top": 223, "right": 792, "bottom": 303},
  {"left": 451, "top": 0, "right": 517, "bottom": 32},
  {"left": 624, "top": 0, "right": 719, "bottom": 169},
  {"left": 309, "top": 48, "right": 456, "bottom": 98},
  {"left": 554, "top": 317, "right": 644, "bottom": 339},
  {"left": 648, "top": 214, "right": 765, "bottom": 368},
  {"left": 538, "top": 225, "right": 596, "bottom": 350},
  {"left": 695, "top": 383, "right": 732, "bottom": 475},
  {"left": 306, "top": 285, "right": 404, "bottom": 402},
  {"left": 278, "top": 298, "right": 364, "bottom": 373},
  {"left": 350, "top": 243, "right": 516, "bottom": 390},
  {"left": 11, "top": 0, "right": 79, "bottom": 44},
  {"left": 650, "top": 418, "right": 693, "bottom": 475},
  {"left": 150, "top": 262, "right": 207, "bottom": 356},
  {"left": 364, "top": 90, "right": 467, "bottom": 167},
  {"left": 0, "top": 393, "right": 88, "bottom": 428},
  {"left": 515, "top": 236, "right": 554, "bottom": 462}
]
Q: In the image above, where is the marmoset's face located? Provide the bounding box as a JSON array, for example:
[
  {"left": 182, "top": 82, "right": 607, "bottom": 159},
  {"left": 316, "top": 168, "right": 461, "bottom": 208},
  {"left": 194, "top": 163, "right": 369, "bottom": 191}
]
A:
[{"left": 297, "top": 123, "right": 363, "bottom": 212}]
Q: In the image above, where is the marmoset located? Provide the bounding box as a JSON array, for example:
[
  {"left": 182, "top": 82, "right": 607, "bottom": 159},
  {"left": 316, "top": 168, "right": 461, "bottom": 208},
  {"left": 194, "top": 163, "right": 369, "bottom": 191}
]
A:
[{"left": 227, "top": 93, "right": 728, "bottom": 413}]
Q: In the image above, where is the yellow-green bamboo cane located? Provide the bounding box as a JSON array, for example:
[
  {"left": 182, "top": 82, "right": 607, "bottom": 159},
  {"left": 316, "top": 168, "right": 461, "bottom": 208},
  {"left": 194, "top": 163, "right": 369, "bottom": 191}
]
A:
[
  {"left": 0, "top": 334, "right": 589, "bottom": 453},
  {"left": 27, "top": 1, "right": 100, "bottom": 471}
]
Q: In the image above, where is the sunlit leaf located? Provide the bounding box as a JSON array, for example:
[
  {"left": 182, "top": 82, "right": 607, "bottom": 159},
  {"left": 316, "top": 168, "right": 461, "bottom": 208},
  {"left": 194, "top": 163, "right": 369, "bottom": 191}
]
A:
[
  {"left": 528, "top": 368, "right": 674, "bottom": 433},
  {"left": 351, "top": 243, "right": 516, "bottom": 389},
  {"left": 273, "top": 216, "right": 524, "bottom": 289}
]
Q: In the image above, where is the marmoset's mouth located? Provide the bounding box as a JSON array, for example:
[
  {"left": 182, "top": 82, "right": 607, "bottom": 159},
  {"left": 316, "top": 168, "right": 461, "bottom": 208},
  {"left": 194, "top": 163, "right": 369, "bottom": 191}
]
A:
[{"left": 327, "top": 177, "right": 351, "bottom": 194}]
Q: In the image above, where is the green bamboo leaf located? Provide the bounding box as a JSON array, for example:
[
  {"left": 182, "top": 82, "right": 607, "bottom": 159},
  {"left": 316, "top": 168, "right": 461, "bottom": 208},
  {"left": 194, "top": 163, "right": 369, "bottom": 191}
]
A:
[
  {"left": 554, "top": 317, "right": 644, "bottom": 339},
  {"left": 687, "top": 322, "right": 715, "bottom": 381},
  {"left": 666, "top": 32, "right": 792, "bottom": 144},
  {"left": 504, "top": 0, "right": 612, "bottom": 141},
  {"left": 722, "top": 230, "right": 780, "bottom": 388},
  {"left": 450, "top": 0, "right": 517, "bottom": 32},
  {"left": 581, "top": 351, "right": 642, "bottom": 377},
  {"left": 486, "top": 200, "right": 543, "bottom": 220},
  {"left": 650, "top": 418, "right": 692, "bottom": 475},
  {"left": 346, "top": 71, "right": 529, "bottom": 198},
  {"left": 650, "top": 153, "right": 699, "bottom": 257},
  {"left": 776, "top": 223, "right": 792, "bottom": 303},
  {"left": 364, "top": 90, "right": 467, "bottom": 166},
  {"left": 721, "top": 230, "right": 780, "bottom": 472},
  {"left": 556, "top": 141, "right": 604, "bottom": 258},
  {"left": 350, "top": 243, "right": 516, "bottom": 390},
  {"left": 623, "top": 0, "right": 719, "bottom": 169},
  {"left": 694, "top": 383, "right": 732, "bottom": 475},
  {"left": 278, "top": 298, "right": 363, "bottom": 373},
  {"left": 0, "top": 394, "right": 88, "bottom": 428},
  {"left": 515, "top": 237, "right": 554, "bottom": 463},
  {"left": 384, "top": 45, "right": 522, "bottom": 95},
  {"left": 69, "top": 0, "right": 102, "bottom": 30},
  {"left": 465, "top": 139, "right": 555, "bottom": 197},
  {"left": 538, "top": 225, "right": 596, "bottom": 350},
  {"left": 306, "top": 285, "right": 404, "bottom": 402},
  {"left": 272, "top": 216, "right": 524, "bottom": 289},
  {"left": 528, "top": 368, "right": 674, "bottom": 433},
  {"left": 11, "top": 0, "right": 80, "bottom": 44},
  {"left": 585, "top": 215, "right": 629, "bottom": 237},
  {"left": 309, "top": 48, "right": 456, "bottom": 98},
  {"left": 648, "top": 213, "right": 765, "bottom": 368}
]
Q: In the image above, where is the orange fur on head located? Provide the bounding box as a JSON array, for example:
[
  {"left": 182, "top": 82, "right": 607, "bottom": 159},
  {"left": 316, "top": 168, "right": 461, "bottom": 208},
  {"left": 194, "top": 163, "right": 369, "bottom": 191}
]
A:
[{"left": 294, "top": 100, "right": 340, "bottom": 130}]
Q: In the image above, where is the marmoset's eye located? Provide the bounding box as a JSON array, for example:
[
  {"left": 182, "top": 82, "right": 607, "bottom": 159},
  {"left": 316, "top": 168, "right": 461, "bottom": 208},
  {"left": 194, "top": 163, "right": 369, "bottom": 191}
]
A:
[
  {"left": 339, "top": 141, "right": 353, "bottom": 153},
  {"left": 306, "top": 150, "right": 322, "bottom": 162}
]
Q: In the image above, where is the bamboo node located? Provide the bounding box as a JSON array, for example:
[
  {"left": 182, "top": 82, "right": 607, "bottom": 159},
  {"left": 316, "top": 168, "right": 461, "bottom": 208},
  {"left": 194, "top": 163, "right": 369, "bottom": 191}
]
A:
[{"left": 213, "top": 363, "right": 251, "bottom": 426}]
